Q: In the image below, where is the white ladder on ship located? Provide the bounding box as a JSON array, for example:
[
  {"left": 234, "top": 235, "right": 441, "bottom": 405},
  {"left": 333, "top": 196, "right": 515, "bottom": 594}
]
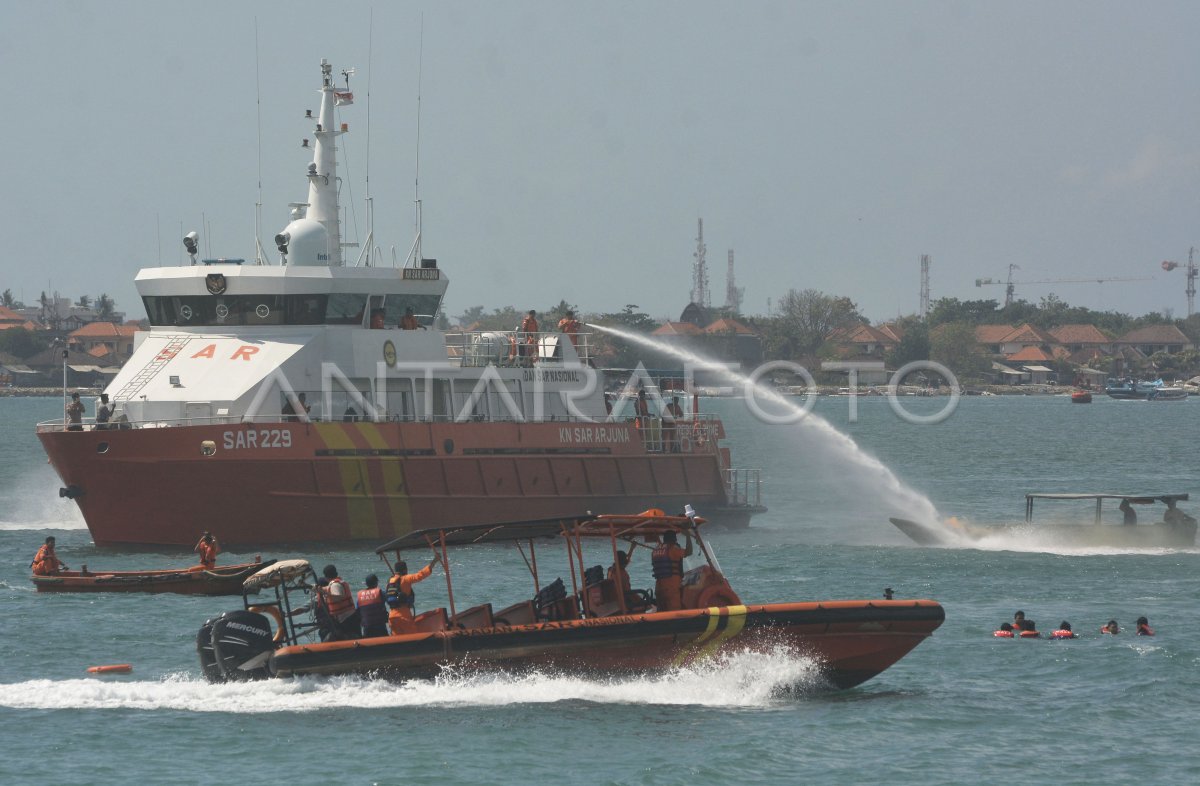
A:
[{"left": 112, "top": 335, "right": 192, "bottom": 402}]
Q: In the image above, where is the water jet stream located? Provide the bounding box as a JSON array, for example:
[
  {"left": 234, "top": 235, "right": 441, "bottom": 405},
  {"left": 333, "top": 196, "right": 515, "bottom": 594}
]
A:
[{"left": 588, "top": 323, "right": 941, "bottom": 533}]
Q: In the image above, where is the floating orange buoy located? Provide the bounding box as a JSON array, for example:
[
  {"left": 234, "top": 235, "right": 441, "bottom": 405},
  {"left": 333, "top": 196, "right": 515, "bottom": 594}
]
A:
[{"left": 87, "top": 664, "right": 133, "bottom": 675}]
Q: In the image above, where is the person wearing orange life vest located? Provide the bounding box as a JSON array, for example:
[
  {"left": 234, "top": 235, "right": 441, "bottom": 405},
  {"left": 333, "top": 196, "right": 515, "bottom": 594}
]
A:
[
  {"left": 356, "top": 574, "right": 389, "bottom": 638},
  {"left": 193, "top": 531, "right": 220, "bottom": 569},
  {"left": 651, "top": 530, "right": 692, "bottom": 612},
  {"left": 1050, "top": 621, "right": 1077, "bottom": 639},
  {"left": 993, "top": 622, "right": 1015, "bottom": 638},
  {"left": 1135, "top": 616, "right": 1154, "bottom": 636},
  {"left": 385, "top": 555, "right": 441, "bottom": 635},
  {"left": 557, "top": 310, "right": 581, "bottom": 347},
  {"left": 31, "top": 536, "right": 68, "bottom": 576},
  {"left": 318, "top": 564, "right": 360, "bottom": 641},
  {"left": 519, "top": 310, "right": 539, "bottom": 366},
  {"left": 1101, "top": 619, "right": 1120, "bottom": 635}
]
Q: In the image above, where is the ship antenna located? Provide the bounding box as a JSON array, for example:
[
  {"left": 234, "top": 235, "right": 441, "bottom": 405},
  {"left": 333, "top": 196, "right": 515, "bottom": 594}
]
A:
[
  {"left": 405, "top": 15, "right": 425, "bottom": 269},
  {"left": 253, "top": 17, "right": 268, "bottom": 265},
  {"left": 355, "top": 10, "right": 376, "bottom": 267}
]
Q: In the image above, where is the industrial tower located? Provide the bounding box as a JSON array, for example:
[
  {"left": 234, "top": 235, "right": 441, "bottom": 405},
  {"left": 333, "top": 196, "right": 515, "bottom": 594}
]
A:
[
  {"left": 691, "top": 219, "right": 710, "bottom": 307},
  {"left": 975, "top": 265, "right": 1148, "bottom": 306},
  {"left": 919, "top": 255, "right": 931, "bottom": 318},
  {"left": 725, "top": 249, "right": 744, "bottom": 315},
  {"left": 1161, "top": 248, "right": 1197, "bottom": 318}
]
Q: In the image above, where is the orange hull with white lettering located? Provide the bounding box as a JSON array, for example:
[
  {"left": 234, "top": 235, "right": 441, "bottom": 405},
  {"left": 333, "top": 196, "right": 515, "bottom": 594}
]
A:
[{"left": 39, "top": 420, "right": 757, "bottom": 546}]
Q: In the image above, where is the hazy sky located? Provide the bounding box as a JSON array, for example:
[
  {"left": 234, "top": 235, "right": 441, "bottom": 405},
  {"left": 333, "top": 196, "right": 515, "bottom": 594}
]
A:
[{"left": 3, "top": 1, "right": 1198, "bottom": 324}]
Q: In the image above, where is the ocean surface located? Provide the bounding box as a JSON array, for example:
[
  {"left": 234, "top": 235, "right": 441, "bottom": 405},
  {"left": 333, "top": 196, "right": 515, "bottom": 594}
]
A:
[{"left": 2, "top": 393, "right": 1198, "bottom": 785}]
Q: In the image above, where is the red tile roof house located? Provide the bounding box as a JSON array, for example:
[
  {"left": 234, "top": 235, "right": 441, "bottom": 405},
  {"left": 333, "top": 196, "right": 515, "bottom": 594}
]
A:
[
  {"left": 1114, "top": 325, "right": 1194, "bottom": 356},
  {"left": 67, "top": 322, "right": 143, "bottom": 364},
  {"left": 1050, "top": 324, "right": 1113, "bottom": 354},
  {"left": 829, "top": 323, "right": 899, "bottom": 359}
]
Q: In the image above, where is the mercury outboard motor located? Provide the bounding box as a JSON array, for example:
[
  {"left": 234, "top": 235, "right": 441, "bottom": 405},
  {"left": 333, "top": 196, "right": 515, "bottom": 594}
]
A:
[{"left": 199, "top": 609, "right": 276, "bottom": 682}]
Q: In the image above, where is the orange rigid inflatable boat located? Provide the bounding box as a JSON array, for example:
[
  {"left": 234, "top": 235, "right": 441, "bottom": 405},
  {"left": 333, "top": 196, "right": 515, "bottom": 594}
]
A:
[
  {"left": 34, "top": 558, "right": 274, "bottom": 595},
  {"left": 198, "top": 510, "right": 944, "bottom": 689}
]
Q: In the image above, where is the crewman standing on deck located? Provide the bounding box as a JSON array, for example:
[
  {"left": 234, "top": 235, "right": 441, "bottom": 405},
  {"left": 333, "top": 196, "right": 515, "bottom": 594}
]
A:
[
  {"left": 193, "top": 531, "right": 220, "bottom": 569},
  {"left": 385, "top": 555, "right": 441, "bottom": 635},
  {"left": 651, "top": 530, "right": 692, "bottom": 611},
  {"left": 319, "top": 564, "right": 360, "bottom": 640},
  {"left": 31, "top": 536, "right": 67, "bottom": 576},
  {"left": 357, "top": 574, "right": 389, "bottom": 638},
  {"left": 557, "top": 310, "right": 581, "bottom": 347},
  {"left": 519, "top": 310, "right": 539, "bottom": 366}
]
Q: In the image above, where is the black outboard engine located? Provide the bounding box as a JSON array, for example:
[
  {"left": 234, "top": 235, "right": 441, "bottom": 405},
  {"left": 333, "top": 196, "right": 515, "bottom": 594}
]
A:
[{"left": 197, "top": 609, "right": 276, "bottom": 683}]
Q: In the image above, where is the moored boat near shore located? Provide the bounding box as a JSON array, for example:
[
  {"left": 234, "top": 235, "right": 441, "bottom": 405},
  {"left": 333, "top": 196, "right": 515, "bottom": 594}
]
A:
[
  {"left": 35, "top": 58, "right": 763, "bottom": 547},
  {"left": 198, "top": 510, "right": 944, "bottom": 689}
]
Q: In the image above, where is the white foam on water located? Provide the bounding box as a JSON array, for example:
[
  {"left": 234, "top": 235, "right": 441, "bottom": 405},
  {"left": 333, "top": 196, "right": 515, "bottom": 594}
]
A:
[
  {"left": 588, "top": 323, "right": 941, "bottom": 526},
  {"left": 0, "top": 466, "right": 87, "bottom": 531},
  {"left": 0, "top": 647, "right": 825, "bottom": 713}
]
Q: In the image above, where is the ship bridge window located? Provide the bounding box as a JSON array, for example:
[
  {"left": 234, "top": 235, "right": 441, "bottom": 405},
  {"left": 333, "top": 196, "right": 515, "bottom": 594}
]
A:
[
  {"left": 383, "top": 295, "right": 442, "bottom": 328},
  {"left": 143, "top": 294, "right": 371, "bottom": 327}
]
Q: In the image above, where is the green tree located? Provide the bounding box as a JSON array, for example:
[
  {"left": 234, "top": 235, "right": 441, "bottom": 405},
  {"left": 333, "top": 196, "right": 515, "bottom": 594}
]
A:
[
  {"left": 96, "top": 293, "right": 116, "bottom": 322},
  {"left": 589, "top": 305, "right": 661, "bottom": 367},
  {"left": 1, "top": 289, "right": 19, "bottom": 308},
  {"left": 0, "top": 328, "right": 50, "bottom": 359},
  {"left": 455, "top": 305, "right": 486, "bottom": 328},
  {"left": 930, "top": 322, "right": 988, "bottom": 379},
  {"left": 762, "top": 289, "right": 864, "bottom": 361},
  {"left": 927, "top": 297, "right": 1000, "bottom": 327},
  {"left": 77, "top": 295, "right": 91, "bottom": 309},
  {"left": 887, "top": 319, "right": 930, "bottom": 367}
]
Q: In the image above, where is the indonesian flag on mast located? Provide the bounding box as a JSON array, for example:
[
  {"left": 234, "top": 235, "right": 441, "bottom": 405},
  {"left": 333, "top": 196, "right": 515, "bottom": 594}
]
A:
[{"left": 334, "top": 90, "right": 354, "bottom": 106}]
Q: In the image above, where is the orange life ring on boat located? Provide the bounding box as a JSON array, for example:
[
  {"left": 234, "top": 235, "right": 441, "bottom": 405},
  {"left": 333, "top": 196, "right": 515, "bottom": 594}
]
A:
[
  {"left": 249, "top": 604, "right": 287, "bottom": 644},
  {"left": 993, "top": 630, "right": 1014, "bottom": 638},
  {"left": 692, "top": 422, "right": 707, "bottom": 445}
]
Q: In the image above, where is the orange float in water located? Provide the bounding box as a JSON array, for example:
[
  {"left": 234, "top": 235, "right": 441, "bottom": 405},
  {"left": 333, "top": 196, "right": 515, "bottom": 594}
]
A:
[{"left": 86, "top": 664, "right": 133, "bottom": 675}]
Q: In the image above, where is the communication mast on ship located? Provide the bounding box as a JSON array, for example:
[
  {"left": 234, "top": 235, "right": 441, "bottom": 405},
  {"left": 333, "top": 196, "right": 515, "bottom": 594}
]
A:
[
  {"left": 1161, "top": 247, "right": 1197, "bottom": 318},
  {"left": 725, "top": 249, "right": 744, "bottom": 315},
  {"left": 691, "top": 219, "right": 711, "bottom": 307},
  {"left": 919, "top": 254, "right": 931, "bottom": 318}
]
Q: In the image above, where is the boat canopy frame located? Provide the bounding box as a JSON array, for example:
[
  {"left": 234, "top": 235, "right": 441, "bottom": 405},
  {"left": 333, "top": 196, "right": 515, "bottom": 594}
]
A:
[
  {"left": 1025, "top": 493, "right": 1190, "bottom": 524},
  {"left": 374, "top": 510, "right": 717, "bottom": 619}
]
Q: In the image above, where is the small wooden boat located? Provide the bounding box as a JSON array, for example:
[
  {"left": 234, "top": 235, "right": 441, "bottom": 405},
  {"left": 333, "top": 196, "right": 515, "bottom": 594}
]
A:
[
  {"left": 1070, "top": 390, "right": 1092, "bottom": 403},
  {"left": 198, "top": 510, "right": 944, "bottom": 689},
  {"left": 33, "top": 558, "right": 275, "bottom": 595}
]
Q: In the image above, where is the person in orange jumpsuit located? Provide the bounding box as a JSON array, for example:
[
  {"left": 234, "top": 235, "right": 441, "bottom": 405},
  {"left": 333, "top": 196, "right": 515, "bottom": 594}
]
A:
[
  {"left": 31, "top": 536, "right": 68, "bottom": 576},
  {"left": 519, "top": 310, "right": 539, "bottom": 366},
  {"left": 385, "top": 555, "right": 441, "bottom": 635},
  {"left": 556, "top": 310, "right": 580, "bottom": 347},
  {"left": 608, "top": 545, "right": 646, "bottom": 612},
  {"left": 193, "top": 531, "right": 220, "bottom": 569},
  {"left": 650, "top": 530, "right": 692, "bottom": 611}
]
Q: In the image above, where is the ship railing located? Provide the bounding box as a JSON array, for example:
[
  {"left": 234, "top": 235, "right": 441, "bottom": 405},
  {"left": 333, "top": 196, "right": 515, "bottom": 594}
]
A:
[
  {"left": 724, "top": 468, "right": 762, "bottom": 508},
  {"left": 627, "top": 412, "right": 721, "bottom": 454},
  {"left": 445, "top": 330, "right": 593, "bottom": 368},
  {"left": 37, "top": 412, "right": 668, "bottom": 431}
]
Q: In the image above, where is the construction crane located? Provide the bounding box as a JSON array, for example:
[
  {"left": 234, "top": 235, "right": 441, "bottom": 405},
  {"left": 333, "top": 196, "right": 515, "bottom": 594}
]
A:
[
  {"left": 975, "top": 264, "right": 1151, "bottom": 306},
  {"left": 1161, "top": 247, "right": 1197, "bottom": 318}
]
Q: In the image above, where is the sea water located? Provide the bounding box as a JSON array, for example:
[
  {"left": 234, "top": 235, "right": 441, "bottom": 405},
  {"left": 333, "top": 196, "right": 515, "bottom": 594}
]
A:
[{"left": 2, "top": 395, "right": 1198, "bottom": 785}]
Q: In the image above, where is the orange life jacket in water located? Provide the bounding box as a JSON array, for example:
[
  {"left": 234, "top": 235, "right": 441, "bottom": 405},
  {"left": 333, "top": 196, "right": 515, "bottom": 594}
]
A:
[
  {"left": 1018, "top": 630, "right": 1040, "bottom": 638},
  {"left": 1051, "top": 630, "right": 1076, "bottom": 639},
  {"left": 993, "top": 630, "right": 1014, "bottom": 638}
]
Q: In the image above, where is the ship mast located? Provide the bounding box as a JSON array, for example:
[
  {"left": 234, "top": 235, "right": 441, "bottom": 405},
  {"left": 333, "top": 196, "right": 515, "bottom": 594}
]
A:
[{"left": 307, "top": 59, "right": 345, "bottom": 266}]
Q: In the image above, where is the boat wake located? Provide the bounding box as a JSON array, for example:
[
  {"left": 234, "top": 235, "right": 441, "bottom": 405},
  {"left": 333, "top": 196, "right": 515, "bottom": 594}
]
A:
[
  {"left": 0, "top": 647, "right": 827, "bottom": 712},
  {"left": 891, "top": 516, "right": 1196, "bottom": 556},
  {"left": 0, "top": 469, "right": 86, "bottom": 531}
]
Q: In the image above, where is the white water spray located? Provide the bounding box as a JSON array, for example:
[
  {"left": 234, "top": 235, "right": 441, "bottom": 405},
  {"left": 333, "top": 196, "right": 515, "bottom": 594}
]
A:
[{"left": 589, "top": 323, "right": 941, "bottom": 531}]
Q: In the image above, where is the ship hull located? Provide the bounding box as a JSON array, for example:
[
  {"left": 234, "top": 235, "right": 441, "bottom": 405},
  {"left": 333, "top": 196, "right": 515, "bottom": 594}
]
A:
[
  {"left": 40, "top": 420, "right": 754, "bottom": 546},
  {"left": 270, "top": 601, "right": 946, "bottom": 690}
]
